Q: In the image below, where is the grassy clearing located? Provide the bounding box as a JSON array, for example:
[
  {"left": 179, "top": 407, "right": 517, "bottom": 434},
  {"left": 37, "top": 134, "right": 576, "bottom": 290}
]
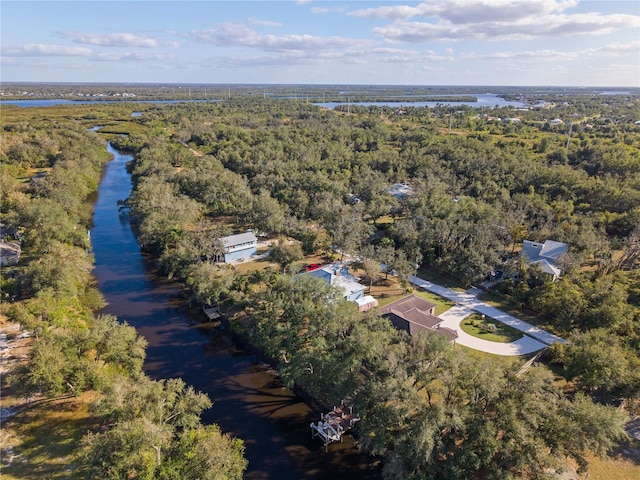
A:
[
  {"left": 369, "top": 277, "right": 406, "bottom": 304},
  {"left": 459, "top": 313, "right": 524, "bottom": 343},
  {"left": 232, "top": 256, "right": 277, "bottom": 276},
  {"left": 0, "top": 392, "right": 98, "bottom": 480},
  {"left": 476, "top": 290, "right": 560, "bottom": 334},
  {"left": 413, "top": 290, "right": 456, "bottom": 316},
  {"left": 366, "top": 276, "right": 456, "bottom": 316},
  {"left": 455, "top": 344, "right": 532, "bottom": 364},
  {"left": 416, "top": 266, "right": 466, "bottom": 291},
  {"left": 581, "top": 452, "right": 640, "bottom": 480}
]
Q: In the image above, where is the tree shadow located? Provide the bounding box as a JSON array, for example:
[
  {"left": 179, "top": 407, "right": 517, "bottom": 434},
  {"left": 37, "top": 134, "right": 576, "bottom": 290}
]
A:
[{"left": 2, "top": 395, "right": 98, "bottom": 479}]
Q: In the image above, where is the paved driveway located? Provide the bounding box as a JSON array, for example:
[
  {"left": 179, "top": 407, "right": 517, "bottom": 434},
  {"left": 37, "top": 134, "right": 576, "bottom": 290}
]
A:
[
  {"left": 410, "top": 275, "right": 565, "bottom": 356},
  {"left": 437, "top": 304, "right": 549, "bottom": 356}
]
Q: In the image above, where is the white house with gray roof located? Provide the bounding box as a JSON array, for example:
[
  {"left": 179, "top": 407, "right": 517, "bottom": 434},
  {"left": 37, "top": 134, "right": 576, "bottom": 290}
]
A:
[
  {"left": 521, "top": 239, "right": 568, "bottom": 281},
  {"left": 219, "top": 232, "right": 258, "bottom": 263},
  {"left": 307, "top": 263, "right": 365, "bottom": 302}
]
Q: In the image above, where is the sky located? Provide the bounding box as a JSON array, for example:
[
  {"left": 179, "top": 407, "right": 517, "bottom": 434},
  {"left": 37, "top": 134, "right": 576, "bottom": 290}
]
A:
[{"left": 1, "top": 0, "right": 639, "bottom": 86}]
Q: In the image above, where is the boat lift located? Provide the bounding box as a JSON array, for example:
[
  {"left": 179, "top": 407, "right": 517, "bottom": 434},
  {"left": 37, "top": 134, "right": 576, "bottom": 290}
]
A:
[{"left": 310, "top": 402, "right": 360, "bottom": 451}]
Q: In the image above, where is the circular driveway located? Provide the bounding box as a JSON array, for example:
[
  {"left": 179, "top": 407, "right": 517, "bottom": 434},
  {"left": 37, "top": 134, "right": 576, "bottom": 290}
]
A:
[
  {"left": 437, "top": 305, "right": 548, "bottom": 356},
  {"left": 410, "top": 276, "right": 565, "bottom": 356}
]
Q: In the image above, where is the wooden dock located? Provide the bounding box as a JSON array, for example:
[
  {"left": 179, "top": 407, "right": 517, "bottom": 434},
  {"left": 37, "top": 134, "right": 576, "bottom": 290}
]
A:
[
  {"left": 310, "top": 402, "right": 360, "bottom": 451},
  {"left": 203, "top": 306, "right": 222, "bottom": 321}
]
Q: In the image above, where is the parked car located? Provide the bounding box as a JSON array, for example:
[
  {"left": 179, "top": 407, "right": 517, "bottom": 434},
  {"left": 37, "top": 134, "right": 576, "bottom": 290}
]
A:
[{"left": 304, "top": 263, "right": 323, "bottom": 271}]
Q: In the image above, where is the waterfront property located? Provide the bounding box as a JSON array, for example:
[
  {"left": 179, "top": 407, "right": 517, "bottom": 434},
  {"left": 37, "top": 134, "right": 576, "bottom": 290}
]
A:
[
  {"left": 219, "top": 232, "right": 258, "bottom": 263},
  {"left": 311, "top": 402, "right": 361, "bottom": 451},
  {"left": 379, "top": 294, "right": 458, "bottom": 343},
  {"left": 307, "top": 263, "right": 366, "bottom": 302}
]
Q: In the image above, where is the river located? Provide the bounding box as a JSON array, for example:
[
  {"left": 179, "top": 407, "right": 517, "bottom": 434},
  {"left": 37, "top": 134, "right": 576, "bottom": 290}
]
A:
[{"left": 90, "top": 143, "right": 382, "bottom": 479}]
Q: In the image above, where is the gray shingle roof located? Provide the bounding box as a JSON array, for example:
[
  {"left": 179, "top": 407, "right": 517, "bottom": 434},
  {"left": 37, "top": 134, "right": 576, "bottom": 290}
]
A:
[{"left": 220, "top": 232, "right": 257, "bottom": 248}]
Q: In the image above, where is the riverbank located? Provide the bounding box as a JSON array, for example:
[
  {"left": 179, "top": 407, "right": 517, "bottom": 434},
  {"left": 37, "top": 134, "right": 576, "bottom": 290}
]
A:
[{"left": 91, "top": 141, "right": 382, "bottom": 480}]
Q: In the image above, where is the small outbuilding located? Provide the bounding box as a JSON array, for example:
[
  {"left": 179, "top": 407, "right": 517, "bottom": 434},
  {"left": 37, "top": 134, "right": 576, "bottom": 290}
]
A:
[{"left": 355, "top": 295, "right": 378, "bottom": 312}]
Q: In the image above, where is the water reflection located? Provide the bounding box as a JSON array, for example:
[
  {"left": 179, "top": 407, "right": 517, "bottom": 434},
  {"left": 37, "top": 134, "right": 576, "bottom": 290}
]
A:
[{"left": 91, "top": 143, "right": 381, "bottom": 479}]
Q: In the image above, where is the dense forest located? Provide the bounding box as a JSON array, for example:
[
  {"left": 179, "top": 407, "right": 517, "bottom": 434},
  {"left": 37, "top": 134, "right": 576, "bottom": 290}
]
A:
[
  {"left": 0, "top": 105, "right": 247, "bottom": 479},
  {"left": 1, "top": 89, "right": 639, "bottom": 479}
]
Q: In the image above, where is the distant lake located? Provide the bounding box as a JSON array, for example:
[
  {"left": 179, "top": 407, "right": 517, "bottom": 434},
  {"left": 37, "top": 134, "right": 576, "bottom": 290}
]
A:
[
  {"left": 0, "top": 98, "right": 220, "bottom": 108},
  {"left": 1, "top": 99, "right": 106, "bottom": 107},
  {"left": 316, "top": 94, "right": 527, "bottom": 109},
  {"left": 2, "top": 93, "right": 526, "bottom": 109}
]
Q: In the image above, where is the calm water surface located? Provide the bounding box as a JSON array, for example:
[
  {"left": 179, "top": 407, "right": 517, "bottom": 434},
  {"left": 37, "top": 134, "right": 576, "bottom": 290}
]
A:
[
  {"left": 3, "top": 95, "right": 520, "bottom": 108},
  {"left": 91, "top": 143, "right": 381, "bottom": 480}
]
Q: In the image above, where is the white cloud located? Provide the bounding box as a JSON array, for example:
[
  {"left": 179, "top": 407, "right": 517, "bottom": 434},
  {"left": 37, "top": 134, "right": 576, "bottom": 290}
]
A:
[
  {"left": 462, "top": 40, "right": 640, "bottom": 62},
  {"left": 93, "top": 51, "right": 177, "bottom": 62},
  {"left": 348, "top": 4, "right": 427, "bottom": 21},
  {"left": 311, "top": 6, "right": 347, "bottom": 14},
  {"left": 1, "top": 42, "right": 177, "bottom": 64},
  {"left": 417, "top": 0, "right": 580, "bottom": 24},
  {"left": 1, "top": 43, "right": 93, "bottom": 57},
  {"left": 373, "top": 12, "right": 640, "bottom": 42},
  {"left": 247, "top": 18, "right": 283, "bottom": 28},
  {"left": 463, "top": 49, "right": 579, "bottom": 61},
  {"left": 56, "top": 31, "right": 176, "bottom": 48},
  {"left": 200, "top": 44, "right": 452, "bottom": 71},
  {"left": 349, "top": 1, "right": 579, "bottom": 23},
  {"left": 589, "top": 39, "right": 640, "bottom": 56},
  {"left": 205, "top": 53, "right": 313, "bottom": 69},
  {"left": 360, "top": 46, "right": 452, "bottom": 63},
  {"left": 349, "top": 1, "right": 639, "bottom": 42},
  {"left": 189, "top": 22, "right": 373, "bottom": 51}
]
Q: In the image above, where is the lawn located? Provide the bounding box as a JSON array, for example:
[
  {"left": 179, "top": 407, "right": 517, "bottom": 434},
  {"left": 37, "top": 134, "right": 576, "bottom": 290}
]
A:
[
  {"left": 232, "top": 256, "right": 277, "bottom": 276},
  {"left": 459, "top": 313, "right": 524, "bottom": 343},
  {"left": 579, "top": 452, "right": 640, "bottom": 480},
  {"left": 0, "top": 392, "right": 98, "bottom": 480},
  {"left": 476, "top": 290, "right": 560, "bottom": 334},
  {"left": 456, "top": 344, "right": 534, "bottom": 364},
  {"left": 416, "top": 266, "right": 466, "bottom": 291},
  {"left": 414, "top": 290, "right": 457, "bottom": 316}
]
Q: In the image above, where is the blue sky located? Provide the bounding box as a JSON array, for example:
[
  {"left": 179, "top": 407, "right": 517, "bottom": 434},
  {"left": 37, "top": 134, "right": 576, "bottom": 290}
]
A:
[{"left": 2, "top": 0, "right": 639, "bottom": 86}]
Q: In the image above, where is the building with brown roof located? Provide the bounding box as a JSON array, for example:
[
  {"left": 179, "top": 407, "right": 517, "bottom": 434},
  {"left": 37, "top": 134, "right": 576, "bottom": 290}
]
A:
[{"left": 379, "top": 294, "right": 458, "bottom": 343}]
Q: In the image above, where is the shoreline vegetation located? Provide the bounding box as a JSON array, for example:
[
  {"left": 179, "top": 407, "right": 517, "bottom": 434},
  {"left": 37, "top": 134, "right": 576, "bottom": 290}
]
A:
[
  {"left": 3, "top": 82, "right": 638, "bottom": 105},
  {"left": 1, "top": 84, "right": 639, "bottom": 480}
]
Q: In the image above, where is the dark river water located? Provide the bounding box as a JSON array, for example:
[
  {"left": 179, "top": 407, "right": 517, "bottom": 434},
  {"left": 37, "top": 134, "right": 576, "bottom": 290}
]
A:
[{"left": 91, "top": 143, "right": 382, "bottom": 480}]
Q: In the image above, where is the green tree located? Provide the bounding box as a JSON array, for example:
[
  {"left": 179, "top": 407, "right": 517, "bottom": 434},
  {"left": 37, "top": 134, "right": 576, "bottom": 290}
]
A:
[
  {"left": 250, "top": 189, "right": 289, "bottom": 235},
  {"left": 548, "top": 392, "right": 629, "bottom": 473},
  {"left": 89, "top": 314, "right": 147, "bottom": 376},
  {"left": 158, "top": 426, "right": 247, "bottom": 480},
  {"left": 556, "top": 329, "right": 640, "bottom": 398},
  {"left": 269, "top": 239, "right": 304, "bottom": 273},
  {"left": 248, "top": 273, "right": 357, "bottom": 391},
  {"left": 128, "top": 176, "right": 202, "bottom": 254},
  {"left": 328, "top": 203, "right": 374, "bottom": 260},
  {"left": 85, "top": 375, "right": 246, "bottom": 479},
  {"left": 185, "top": 262, "right": 236, "bottom": 307}
]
